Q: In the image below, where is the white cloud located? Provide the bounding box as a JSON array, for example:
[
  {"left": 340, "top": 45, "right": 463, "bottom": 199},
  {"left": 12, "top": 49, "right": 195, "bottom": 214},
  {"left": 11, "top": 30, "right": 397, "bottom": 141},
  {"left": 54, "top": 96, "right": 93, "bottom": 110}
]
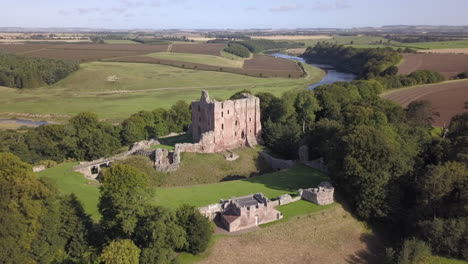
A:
[{"left": 269, "top": 4, "right": 299, "bottom": 12}]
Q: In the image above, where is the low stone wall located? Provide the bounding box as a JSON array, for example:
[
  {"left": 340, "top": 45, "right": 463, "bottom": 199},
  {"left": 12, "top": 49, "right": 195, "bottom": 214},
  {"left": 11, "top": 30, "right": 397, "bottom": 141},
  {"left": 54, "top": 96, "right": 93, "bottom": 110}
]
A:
[
  {"left": 199, "top": 203, "right": 223, "bottom": 220},
  {"left": 304, "top": 158, "right": 329, "bottom": 174},
  {"left": 260, "top": 151, "right": 296, "bottom": 171},
  {"left": 32, "top": 165, "right": 46, "bottom": 173}
]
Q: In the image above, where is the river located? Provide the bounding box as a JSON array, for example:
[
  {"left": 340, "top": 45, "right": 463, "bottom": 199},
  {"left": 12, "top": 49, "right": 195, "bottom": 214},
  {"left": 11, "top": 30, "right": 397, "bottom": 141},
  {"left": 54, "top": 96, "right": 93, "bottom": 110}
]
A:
[
  {"left": 0, "top": 119, "right": 49, "bottom": 126},
  {"left": 271, "top": 53, "right": 357, "bottom": 90}
]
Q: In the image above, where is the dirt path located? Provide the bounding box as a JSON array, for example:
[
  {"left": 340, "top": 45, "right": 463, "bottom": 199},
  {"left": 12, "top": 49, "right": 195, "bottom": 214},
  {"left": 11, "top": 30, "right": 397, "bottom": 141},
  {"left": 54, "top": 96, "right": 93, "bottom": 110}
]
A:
[{"left": 199, "top": 205, "right": 382, "bottom": 264}]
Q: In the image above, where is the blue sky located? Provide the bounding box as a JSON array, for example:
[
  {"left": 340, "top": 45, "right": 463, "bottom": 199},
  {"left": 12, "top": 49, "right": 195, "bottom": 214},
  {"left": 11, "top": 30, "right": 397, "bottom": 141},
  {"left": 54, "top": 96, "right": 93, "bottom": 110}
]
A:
[{"left": 2, "top": 0, "right": 468, "bottom": 29}]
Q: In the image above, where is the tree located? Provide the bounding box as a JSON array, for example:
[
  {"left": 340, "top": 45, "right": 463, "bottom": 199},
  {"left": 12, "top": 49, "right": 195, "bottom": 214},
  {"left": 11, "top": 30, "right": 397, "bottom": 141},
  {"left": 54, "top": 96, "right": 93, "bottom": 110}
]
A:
[
  {"left": 229, "top": 89, "right": 253, "bottom": 100},
  {"left": 292, "top": 90, "right": 321, "bottom": 132},
  {"left": 176, "top": 205, "right": 213, "bottom": 254},
  {"left": 166, "top": 100, "right": 191, "bottom": 133},
  {"left": 98, "top": 239, "right": 140, "bottom": 264},
  {"left": 406, "top": 100, "right": 435, "bottom": 126},
  {"left": 99, "top": 165, "right": 150, "bottom": 240}
]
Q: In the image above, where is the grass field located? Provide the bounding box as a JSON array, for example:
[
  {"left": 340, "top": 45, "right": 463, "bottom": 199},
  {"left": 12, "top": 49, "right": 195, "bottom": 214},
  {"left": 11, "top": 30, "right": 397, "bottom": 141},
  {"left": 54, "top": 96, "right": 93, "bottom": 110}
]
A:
[
  {"left": 147, "top": 52, "right": 245, "bottom": 68},
  {"left": 38, "top": 162, "right": 100, "bottom": 219},
  {"left": 103, "top": 39, "right": 140, "bottom": 44},
  {"left": 151, "top": 165, "right": 328, "bottom": 208},
  {"left": 397, "top": 40, "right": 468, "bottom": 49},
  {"left": 0, "top": 61, "right": 323, "bottom": 122},
  {"left": 425, "top": 256, "right": 468, "bottom": 264}
]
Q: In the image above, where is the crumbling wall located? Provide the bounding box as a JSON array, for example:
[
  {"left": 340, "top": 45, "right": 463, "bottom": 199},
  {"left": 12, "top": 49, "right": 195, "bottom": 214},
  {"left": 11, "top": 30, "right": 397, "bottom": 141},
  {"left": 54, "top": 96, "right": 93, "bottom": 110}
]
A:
[
  {"left": 300, "top": 181, "right": 334, "bottom": 205},
  {"left": 154, "top": 148, "right": 181, "bottom": 172},
  {"left": 260, "top": 151, "right": 295, "bottom": 171},
  {"left": 198, "top": 203, "right": 223, "bottom": 220}
]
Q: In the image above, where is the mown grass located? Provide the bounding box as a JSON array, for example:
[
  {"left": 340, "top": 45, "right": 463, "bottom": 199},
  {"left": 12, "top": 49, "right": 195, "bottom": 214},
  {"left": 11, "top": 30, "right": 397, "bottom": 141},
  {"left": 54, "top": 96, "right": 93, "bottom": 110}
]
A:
[
  {"left": 147, "top": 52, "right": 245, "bottom": 68},
  {"left": 151, "top": 165, "right": 328, "bottom": 208},
  {"left": 425, "top": 256, "right": 468, "bottom": 264},
  {"left": 38, "top": 162, "right": 101, "bottom": 220},
  {"left": 0, "top": 61, "right": 323, "bottom": 122}
]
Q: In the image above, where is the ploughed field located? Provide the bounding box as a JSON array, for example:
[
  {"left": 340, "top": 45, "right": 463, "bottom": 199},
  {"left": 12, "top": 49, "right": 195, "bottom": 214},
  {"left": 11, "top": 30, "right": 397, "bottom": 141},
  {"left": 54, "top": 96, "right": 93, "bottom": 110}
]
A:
[
  {"left": 382, "top": 80, "right": 468, "bottom": 127},
  {"left": 0, "top": 43, "right": 305, "bottom": 78},
  {"left": 398, "top": 53, "right": 468, "bottom": 78}
]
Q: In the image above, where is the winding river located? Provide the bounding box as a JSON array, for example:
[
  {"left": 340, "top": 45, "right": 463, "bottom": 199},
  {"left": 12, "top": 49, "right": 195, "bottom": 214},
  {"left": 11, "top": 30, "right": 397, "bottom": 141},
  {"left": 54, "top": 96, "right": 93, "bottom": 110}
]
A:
[
  {"left": 271, "top": 53, "right": 357, "bottom": 89},
  {"left": 0, "top": 118, "right": 49, "bottom": 126}
]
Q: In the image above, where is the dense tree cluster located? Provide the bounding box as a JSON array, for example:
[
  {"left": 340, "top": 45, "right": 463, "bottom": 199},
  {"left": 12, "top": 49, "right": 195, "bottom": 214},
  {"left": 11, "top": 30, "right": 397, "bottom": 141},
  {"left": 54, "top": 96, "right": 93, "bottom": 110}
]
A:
[
  {"left": 223, "top": 42, "right": 251, "bottom": 57},
  {"left": 0, "top": 51, "right": 79, "bottom": 88},
  {"left": 376, "top": 70, "right": 446, "bottom": 89},
  {"left": 231, "top": 39, "right": 304, "bottom": 53},
  {"left": 0, "top": 155, "right": 213, "bottom": 264},
  {"left": 302, "top": 42, "right": 402, "bottom": 78},
  {"left": 0, "top": 101, "right": 191, "bottom": 164}
]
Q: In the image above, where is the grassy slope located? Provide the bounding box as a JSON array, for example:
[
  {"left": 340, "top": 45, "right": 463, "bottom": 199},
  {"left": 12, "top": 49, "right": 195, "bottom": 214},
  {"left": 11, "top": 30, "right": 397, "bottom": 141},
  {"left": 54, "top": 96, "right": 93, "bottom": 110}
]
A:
[
  {"left": 161, "top": 147, "right": 271, "bottom": 187},
  {"left": 0, "top": 62, "right": 323, "bottom": 122},
  {"left": 151, "top": 165, "right": 328, "bottom": 208},
  {"left": 38, "top": 163, "right": 100, "bottom": 219},
  {"left": 397, "top": 40, "right": 468, "bottom": 49},
  {"left": 147, "top": 52, "right": 245, "bottom": 68}
]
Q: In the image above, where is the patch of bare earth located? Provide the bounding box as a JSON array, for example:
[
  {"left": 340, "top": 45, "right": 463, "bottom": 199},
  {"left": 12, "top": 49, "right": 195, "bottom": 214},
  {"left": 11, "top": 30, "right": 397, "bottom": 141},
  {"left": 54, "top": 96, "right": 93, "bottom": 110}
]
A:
[
  {"left": 199, "top": 205, "right": 382, "bottom": 264},
  {"left": 382, "top": 80, "right": 468, "bottom": 127},
  {"left": 398, "top": 53, "right": 468, "bottom": 78}
]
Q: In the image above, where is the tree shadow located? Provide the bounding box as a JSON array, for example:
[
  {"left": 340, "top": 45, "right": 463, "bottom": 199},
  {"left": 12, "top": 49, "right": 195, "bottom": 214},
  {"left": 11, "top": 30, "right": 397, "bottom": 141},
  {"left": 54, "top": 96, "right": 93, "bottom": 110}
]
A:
[
  {"left": 345, "top": 233, "right": 384, "bottom": 264},
  {"left": 159, "top": 133, "right": 192, "bottom": 147},
  {"left": 220, "top": 175, "right": 247, "bottom": 182}
]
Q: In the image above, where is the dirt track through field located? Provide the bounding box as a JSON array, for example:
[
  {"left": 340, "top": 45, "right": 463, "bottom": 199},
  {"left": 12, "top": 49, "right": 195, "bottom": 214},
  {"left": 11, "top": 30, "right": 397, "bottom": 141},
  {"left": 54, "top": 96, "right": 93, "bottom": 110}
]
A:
[{"left": 382, "top": 80, "right": 468, "bottom": 126}]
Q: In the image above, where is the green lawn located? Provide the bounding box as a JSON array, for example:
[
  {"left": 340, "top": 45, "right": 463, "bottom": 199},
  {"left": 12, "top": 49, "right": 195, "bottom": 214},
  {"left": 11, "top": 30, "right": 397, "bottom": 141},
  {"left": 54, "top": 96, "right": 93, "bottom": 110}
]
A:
[
  {"left": 397, "top": 40, "right": 468, "bottom": 49},
  {"left": 292, "top": 35, "right": 391, "bottom": 48},
  {"left": 103, "top": 39, "right": 140, "bottom": 44},
  {"left": 0, "top": 61, "right": 323, "bottom": 122},
  {"left": 151, "top": 165, "right": 328, "bottom": 208},
  {"left": 38, "top": 162, "right": 100, "bottom": 220},
  {"left": 147, "top": 52, "right": 245, "bottom": 68},
  {"left": 425, "top": 256, "right": 468, "bottom": 264}
]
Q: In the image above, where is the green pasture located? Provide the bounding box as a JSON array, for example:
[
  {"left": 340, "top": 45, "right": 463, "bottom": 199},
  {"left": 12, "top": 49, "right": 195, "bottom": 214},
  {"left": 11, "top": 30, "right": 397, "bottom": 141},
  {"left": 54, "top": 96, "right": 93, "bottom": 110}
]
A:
[
  {"left": 103, "top": 39, "right": 140, "bottom": 44},
  {"left": 147, "top": 52, "right": 244, "bottom": 68},
  {"left": 38, "top": 163, "right": 100, "bottom": 219},
  {"left": 0, "top": 61, "right": 323, "bottom": 122},
  {"left": 396, "top": 40, "right": 468, "bottom": 49},
  {"left": 288, "top": 35, "right": 390, "bottom": 48},
  {"left": 151, "top": 165, "right": 328, "bottom": 208},
  {"left": 426, "top": 256, "right": 468, "bottom": 264}
]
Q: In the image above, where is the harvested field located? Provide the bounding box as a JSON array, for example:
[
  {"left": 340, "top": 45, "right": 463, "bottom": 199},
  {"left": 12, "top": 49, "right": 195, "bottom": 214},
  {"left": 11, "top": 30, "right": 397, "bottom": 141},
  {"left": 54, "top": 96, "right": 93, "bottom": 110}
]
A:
[
  {"left": 109, "top": 54, "right": 305, "bottom": 78},
  {"left": 22, "top": 49, "right": 149, "bottom": 62},
  {"left": 198, "top": 204, "right": 382, "bottom": 264},
  {"left": 48, "top": 44, "right": 168, "bottom": 52},
  {"left": 171, "top": 43, "right": 226, "bottom": 56},
  {"left": 0, "top": 43, "right": 55, "bottom": 53},
  {"left": 398, "top": 53, "right": 468, "bottom": 78},
  {"left": 382, "top": 80, "right": 468, "bottom": 127},
  {"left": 419, "top": 48, "right": 468, "bottom": 54}
]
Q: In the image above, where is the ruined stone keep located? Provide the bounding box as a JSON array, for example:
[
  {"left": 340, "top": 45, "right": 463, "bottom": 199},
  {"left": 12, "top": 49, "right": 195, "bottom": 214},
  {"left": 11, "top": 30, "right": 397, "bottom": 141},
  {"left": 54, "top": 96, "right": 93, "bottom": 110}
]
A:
[
  {"left": 300, "top": 181, "right": 335, "bottom": 205},
  {"left": 190, "top": 90, "right": 262, "bottom": 152}
]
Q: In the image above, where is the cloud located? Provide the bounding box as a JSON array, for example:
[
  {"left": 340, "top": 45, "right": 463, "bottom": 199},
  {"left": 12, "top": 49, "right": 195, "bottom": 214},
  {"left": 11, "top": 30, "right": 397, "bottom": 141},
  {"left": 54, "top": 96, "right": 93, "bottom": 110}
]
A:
[
  {"left": 77, "top": 8, "right": 101, "bottom": 14},
  {"left": 269, "top": 4, "right": 299, "bottom": 12},
  {"left": 111, "top": 7, "right": 127, "bottom": 13},
  {"left": 314, "top": 0, "right": 351, "bottom": 10},
  {"left": 58, "top": 9, "right": 70, "bottom": 15},
  {"left": 245, "top": 6, "right": 257, "bottom": 11}
]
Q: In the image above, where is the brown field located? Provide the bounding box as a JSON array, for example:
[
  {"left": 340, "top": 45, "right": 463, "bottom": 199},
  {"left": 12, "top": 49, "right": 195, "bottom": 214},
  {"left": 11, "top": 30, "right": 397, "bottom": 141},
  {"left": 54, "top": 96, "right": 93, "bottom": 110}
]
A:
[
  {"left": 382, "top": 80, "right": 468, "bottom": 127},
  {"left": 108, "top": 55, "right": 305, "bottom": 78},
  {"left": 0, "top": 44, "right": 55, "bottom": 53},
  {"left": 398, "top": 53, "right": 468, "bottom": 78},
  {"left": 199, "top": 205, "right": 382, "bottom": 264},
  {"left": 171, "top": 43, "right": 226, "bottom": 56},
  {"left": 419, "top": 48, "right": 468, "bottom": 54}
]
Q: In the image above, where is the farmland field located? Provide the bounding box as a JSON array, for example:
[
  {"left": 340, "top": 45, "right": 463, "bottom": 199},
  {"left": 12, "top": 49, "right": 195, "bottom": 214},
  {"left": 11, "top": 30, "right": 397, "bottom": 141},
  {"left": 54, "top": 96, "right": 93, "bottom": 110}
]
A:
[
  {"left": 147, "top": 52, "right": 245, "bottom": 68},
  {"left": 398, "top": 53, "right": 468, "bottom": 78},
  {"left": 419, "top": 48, "right": 468, "bottom": 54},
  {"left": 170, "top": 43, "right": 226, "bottom": 56},
  {"left": 103, "top": 39, "right": 140, "bottom": 44},
  {"left": 251, "top": 35, "right": 332, "bottom": 40},
  {"left": 397, "top": 40, "right": 468, "bottom": 49},
  {"left": 382, "top": 79, "right": 468, "bottom": 127},
  {"left": 0, "top": 61, "right": 323, "bottom": 122}
]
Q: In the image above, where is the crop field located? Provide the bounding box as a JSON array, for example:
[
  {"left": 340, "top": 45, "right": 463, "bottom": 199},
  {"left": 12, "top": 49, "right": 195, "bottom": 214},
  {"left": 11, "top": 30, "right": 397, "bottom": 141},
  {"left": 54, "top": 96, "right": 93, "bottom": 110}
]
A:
[
  {"left": 195, "top": 204, "right": 382, "bottom": 264},
  {"left": 103, "top": 39, "right": 140, "bottom": 44},
  {"left": 109, "top": 54, "right": 306, "bottom": 78},
  {"left": 397, "top": 40, "right": 468, "bottom": 49},
  {"left": 170, "top": 43, "right": 226, "bottom": 56},
  {"left": 251, "top": 35, "right": 332, "bottom": 40},
  {"left": 0, "top": 43, "right": 56, "bottom": 53},
  {"left": 0, "top": 61, "right": 323, "bottom": 121},
  {"left": 147, "top": 52, "right": 245, "bottom": 68},
  {"left": 420, "top": 48, "right": 468, "bottom": 54},
  {"left": 398, "top": 53, "right": 468, "bottom": 78},
  {"left": 382, "top": 79, "right": 468, "bottom": 127}
]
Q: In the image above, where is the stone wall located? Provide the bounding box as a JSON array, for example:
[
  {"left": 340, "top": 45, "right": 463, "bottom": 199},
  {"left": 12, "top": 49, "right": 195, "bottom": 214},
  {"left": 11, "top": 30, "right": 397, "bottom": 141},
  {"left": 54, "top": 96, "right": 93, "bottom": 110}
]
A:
[
  {"left": 260, "top": 151, "right": 296, "bottom": 171},
  {"left": 300, "top": 181, "right": 334, "bottom": 205},
  {"left": 190, "top": 90, "right": 262, "bottom": 153},
  {"left": 154, "top": 148, "right": 181, "bottom": 172}
]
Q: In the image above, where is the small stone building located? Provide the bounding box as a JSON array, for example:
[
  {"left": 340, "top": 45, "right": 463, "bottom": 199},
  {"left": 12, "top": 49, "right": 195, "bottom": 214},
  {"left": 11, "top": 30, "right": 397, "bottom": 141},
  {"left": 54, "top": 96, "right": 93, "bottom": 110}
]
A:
[
  {"left": 220, "top": 193, "right": 282, "bottom": 232},
  {"left": 190, "top": 90, "right": 262, "bottom": 152},
  {"left": 300, "top": 181, "right": 334, "bottom": 205}
]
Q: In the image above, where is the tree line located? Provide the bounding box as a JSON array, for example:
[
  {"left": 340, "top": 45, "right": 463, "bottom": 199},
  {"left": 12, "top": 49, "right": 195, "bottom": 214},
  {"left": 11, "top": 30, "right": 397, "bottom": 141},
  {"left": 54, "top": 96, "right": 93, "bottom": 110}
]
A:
[
  {"left": 0, "top": 101, "right": 191, "bottom": 164},
  {"left": 223, "top": 42, "right": 251, "bottom": 57},
  {"left": 243, "top": 78, "right": 467, "bottom": 262},
  {"left": 0, "top": 152, "right": 212, "bottom": 264},
  {"left": 0, "top": 51, "right": 79, "bottom": 88}
]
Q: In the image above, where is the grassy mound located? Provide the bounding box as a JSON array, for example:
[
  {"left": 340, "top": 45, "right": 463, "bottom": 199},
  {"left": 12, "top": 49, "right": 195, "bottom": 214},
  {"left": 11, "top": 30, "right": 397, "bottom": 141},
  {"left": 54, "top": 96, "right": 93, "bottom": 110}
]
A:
[{"left": 147, "top": 52, "right": 245, "bottom": 68}]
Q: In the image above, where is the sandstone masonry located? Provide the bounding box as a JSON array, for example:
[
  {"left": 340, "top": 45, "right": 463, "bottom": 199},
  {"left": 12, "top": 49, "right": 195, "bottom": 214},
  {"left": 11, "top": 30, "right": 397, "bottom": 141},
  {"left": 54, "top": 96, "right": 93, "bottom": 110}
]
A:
[{"left": 300, "top": 181, "right": 335, "bottom": 205}]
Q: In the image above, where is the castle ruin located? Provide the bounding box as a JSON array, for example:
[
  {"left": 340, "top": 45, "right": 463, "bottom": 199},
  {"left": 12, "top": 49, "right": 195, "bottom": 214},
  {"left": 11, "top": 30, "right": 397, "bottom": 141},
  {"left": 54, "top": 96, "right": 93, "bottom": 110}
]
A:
[{"left": 300, "top": 181, "right": 335, "bottom": 205}]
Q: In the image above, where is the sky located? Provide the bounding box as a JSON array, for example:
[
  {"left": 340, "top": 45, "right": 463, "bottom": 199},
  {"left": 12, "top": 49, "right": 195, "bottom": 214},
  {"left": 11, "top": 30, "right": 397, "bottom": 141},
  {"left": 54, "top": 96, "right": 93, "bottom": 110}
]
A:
[{"left": 1, "top": 0, "right": 468, "bottom": 29}]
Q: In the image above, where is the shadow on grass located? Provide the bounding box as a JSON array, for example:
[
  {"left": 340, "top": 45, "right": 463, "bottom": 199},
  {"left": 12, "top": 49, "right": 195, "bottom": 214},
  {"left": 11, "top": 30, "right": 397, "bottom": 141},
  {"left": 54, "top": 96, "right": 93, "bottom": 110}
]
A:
[
  {"left": 345, "top": 233, "right": 384, "bottom": 264},
  {"left": 245, "top": 164, "right": 329, "bottom": 193},
  {"left": 159, "top": 133, "right": 192, "bottom": 147}
]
